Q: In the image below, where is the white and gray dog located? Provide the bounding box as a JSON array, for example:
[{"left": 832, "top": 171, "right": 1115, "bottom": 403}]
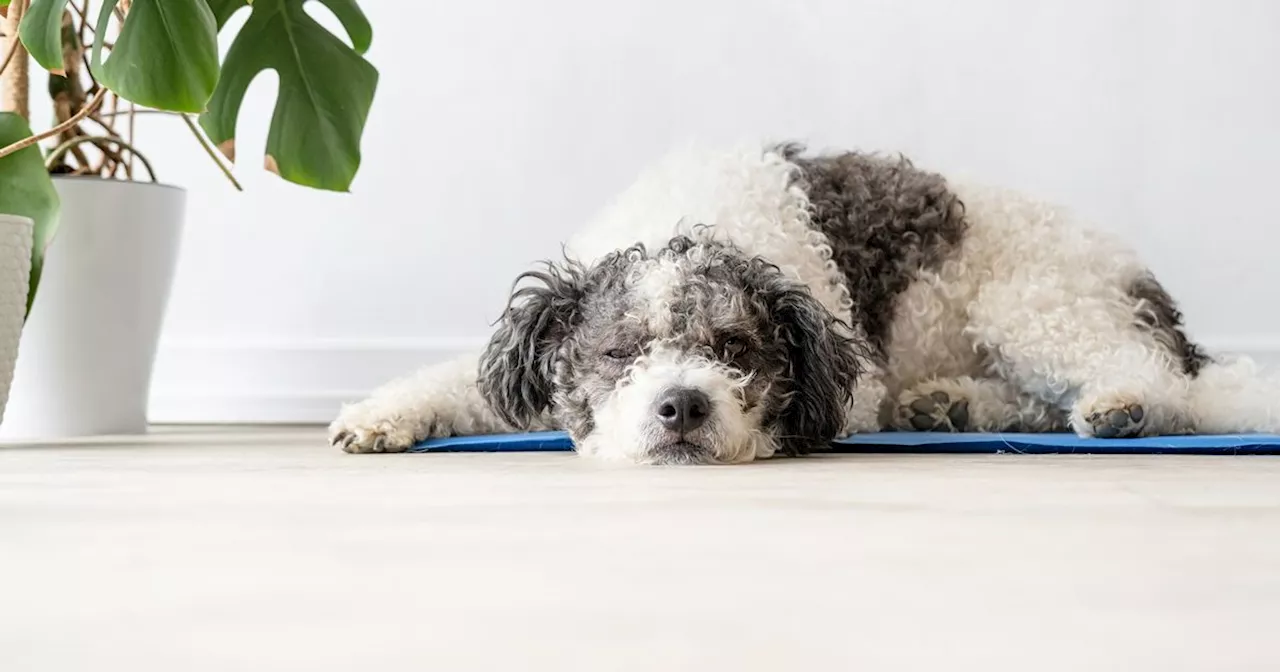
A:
[{"left": 331, "top": 142, "right": 1280, "bottom": 464}]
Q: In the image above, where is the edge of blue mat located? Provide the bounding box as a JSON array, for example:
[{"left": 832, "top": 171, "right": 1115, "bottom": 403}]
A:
[{"left": 411, "top": 431, "right": 1280, "bottom": 455}]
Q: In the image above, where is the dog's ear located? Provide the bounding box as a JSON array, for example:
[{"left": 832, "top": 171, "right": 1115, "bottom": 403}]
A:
[
  {"left": 753, "top": 268, "right": 865, "bottom": 456},
  {"left": 477, "top": 260, "right": 586, "bottom": 429}
]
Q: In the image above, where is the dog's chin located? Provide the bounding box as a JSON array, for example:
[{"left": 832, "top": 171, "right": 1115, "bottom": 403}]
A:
[{"left": 645, "top": 440, "right": 714, "bottom": 465}]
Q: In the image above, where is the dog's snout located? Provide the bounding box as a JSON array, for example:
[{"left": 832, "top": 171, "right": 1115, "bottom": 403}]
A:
[{"left": 655, "top": 388, "right": 711, "bottom": 433}]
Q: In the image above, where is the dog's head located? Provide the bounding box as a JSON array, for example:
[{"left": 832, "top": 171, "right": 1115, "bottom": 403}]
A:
[{"left": 477, "top": 236, "right": 865, "bottom": 464}]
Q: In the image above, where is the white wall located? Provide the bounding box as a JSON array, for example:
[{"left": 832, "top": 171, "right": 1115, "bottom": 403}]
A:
[{"left": 136, "top": 0, "right": 1280, "bottom": 422}]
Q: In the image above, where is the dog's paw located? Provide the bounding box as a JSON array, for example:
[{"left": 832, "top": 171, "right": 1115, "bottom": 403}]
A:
[
  {"left": 1080, "top": 403, "right": 1147, "bottom": 439},
  {"left": 328, "top": 401, "right": 427, "bottom": 454},
  {"left": 895, "top": 389, "right": 969, "bottom": 432},
  {"left": 1070, "top": 389, "right": 1153, "bottom": 438}
]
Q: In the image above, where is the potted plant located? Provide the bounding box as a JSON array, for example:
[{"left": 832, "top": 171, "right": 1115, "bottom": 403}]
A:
[{"left": 0, "top": 0, "right": 377, "bottom": 438}]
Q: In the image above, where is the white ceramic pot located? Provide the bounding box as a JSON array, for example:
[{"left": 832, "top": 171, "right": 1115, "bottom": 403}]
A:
[
  {"left": 0, "top": 214, "right": 33, "bottom": 424},
  {"left": 0, "top": 178, "right": 185, "bottom": 439}
]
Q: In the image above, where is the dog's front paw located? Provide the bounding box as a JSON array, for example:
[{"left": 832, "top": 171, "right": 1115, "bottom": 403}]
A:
[
  {"left": 894, "top": 389, "right": 969, "bottom": 432},
  {"left": 328, "top": 401, "right": 429, "bottom": 454}
]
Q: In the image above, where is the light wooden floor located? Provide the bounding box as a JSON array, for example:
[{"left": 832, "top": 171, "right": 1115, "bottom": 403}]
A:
[{"left": 2, "top": 427, "right": 1278, "bottom": 671}]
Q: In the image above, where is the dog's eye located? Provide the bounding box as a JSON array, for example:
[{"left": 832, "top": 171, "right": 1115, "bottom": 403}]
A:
[
  {"left": 721, "top": 337, "right": 747, "bottom": 358},
  {"left": 604, "top": 348, "right": 635, "bottom": 360}
]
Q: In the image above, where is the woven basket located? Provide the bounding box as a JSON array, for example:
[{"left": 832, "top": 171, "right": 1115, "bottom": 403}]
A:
[{"left": 0, "top": 214, "right": 32, "bottom": 423}]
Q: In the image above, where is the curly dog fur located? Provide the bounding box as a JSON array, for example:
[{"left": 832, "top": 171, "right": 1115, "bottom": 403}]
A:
[{"left": 330, "top": 142, "right": 1280, "bottom": 464}]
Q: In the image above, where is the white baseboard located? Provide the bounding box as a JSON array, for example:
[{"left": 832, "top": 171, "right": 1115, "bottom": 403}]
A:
[
  {"left": 148, "top": 338, "right": 486, "bottom": 424},
  {"left": 148, "top": 337, "right": 1280, "bottom": 425}
]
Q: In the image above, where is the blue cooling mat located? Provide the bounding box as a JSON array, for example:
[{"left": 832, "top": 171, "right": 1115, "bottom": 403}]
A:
[{"left": 412, "top": 431, "right": 1280, "bottom": 455}]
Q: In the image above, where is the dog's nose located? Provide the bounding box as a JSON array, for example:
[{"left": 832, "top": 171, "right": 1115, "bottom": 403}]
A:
[{"left": 655, "top": 388, "right": 711, "bottom": 433}]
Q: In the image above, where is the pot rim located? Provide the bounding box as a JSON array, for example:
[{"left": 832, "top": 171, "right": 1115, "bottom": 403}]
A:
[
  {"left": 49, "top": 174, "right": 186, "bottom": 193},
  {"left": 0, "top": 214, "right": 35, "bottom": 225}
]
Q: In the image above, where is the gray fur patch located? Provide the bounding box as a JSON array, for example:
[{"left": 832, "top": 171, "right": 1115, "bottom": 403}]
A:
[
  {"left": 781, "top": 144, "right": 968, "bottom": 358},
  {"left": 1127, "top": 272, "right": 1208, "bottom": 376}
]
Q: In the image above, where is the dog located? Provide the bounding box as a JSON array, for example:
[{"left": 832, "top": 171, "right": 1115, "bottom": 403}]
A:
[{"left": 329, "top": 142, "right": 1280, "bottom": 464}]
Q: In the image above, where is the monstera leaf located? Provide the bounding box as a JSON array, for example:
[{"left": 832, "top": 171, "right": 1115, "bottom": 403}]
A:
[
  {"left": 204, "top": 0, "right": 244, "bottom": 25},
  {"left": 0, "top": 113, "right": 61, "bottom": 318},
  {"left": 16, "top": 0, "right": 73, "bottom": 74},
  {"left": 199, "top": 0, "right": 378, "bottom": 191},
  {"left": 90, "top": 0, "right": 221, "bottom": 113},
  {"left": 18, "top": 0, "right": 220, "bottom": 111}
]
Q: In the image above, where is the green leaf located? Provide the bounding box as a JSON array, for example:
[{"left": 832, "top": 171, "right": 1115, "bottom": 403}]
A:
[
  {"left": 312, "top": 0, "right": 372, "bottom": 54},
  {"left": 199, "top": 0, "right": 378, "bottom": 192},
  {"left": 0, "top": 113, "right": 61, "bottom": 318},
  {"left": 204, "top": 0, "right": 248, "bottom": 28},
  {"left": 17, "top": 0, "right": 72, "bottom": 73},
  {"left": 91, "top": 0, "right": 221, "bottom": 113}
]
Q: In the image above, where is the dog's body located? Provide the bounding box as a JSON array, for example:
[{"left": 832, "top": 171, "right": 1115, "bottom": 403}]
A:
[{"left": 331, "top": 143, "right": 1280, "bottom": 463}]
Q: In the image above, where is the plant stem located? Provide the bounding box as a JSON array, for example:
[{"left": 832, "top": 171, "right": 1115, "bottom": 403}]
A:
[
  {"left": 44, "top": 134, "right": 156, "bottom": 182},
  {"left": 0, "top": 28, "right": 21, "bottom": 79},
  {"left": 0, "top": 0, "right": 26, "bottom": 78},
  {"left": 0, "top": 0, "right": 29, "bottom": 119},
  {"left": 78, "top": 0, "right": 90, "bottom": 44},
  {"left": 127, "top": 102, "right": 134, "bottom": 173},
  {"left": 97, "top": 108, "right": 177, "bottom": 119},
  {"left": 182, "top": 113, "right": 242, "bottom": 191},
  {"left": 0, "top": 86, "right": 106, "bottom": 159}
]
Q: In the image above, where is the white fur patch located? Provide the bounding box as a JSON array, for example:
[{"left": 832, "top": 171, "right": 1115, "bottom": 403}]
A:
[
  {"left": 578, "top": 346, "right": 774, "bottom": 464},
  {"left": 628, "top": 258, "right": 684, "bottom": 335},
  {"left": 566, "top": 143, "right": 854, "bottom": 327}
]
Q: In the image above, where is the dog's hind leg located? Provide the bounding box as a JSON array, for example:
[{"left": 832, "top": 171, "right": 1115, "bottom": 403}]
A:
[
  {"left": 942, "top": 183, "right": 1219, "bottom": 437},
  {"left": 891, "top": 376, "right": 1067, "bottom": 432},
  {"left": 967, "top": 276, "right": 1196, "bottom": 438},
  {"left": 329, "top": 354, "right": 548, "bottom": 453}
]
